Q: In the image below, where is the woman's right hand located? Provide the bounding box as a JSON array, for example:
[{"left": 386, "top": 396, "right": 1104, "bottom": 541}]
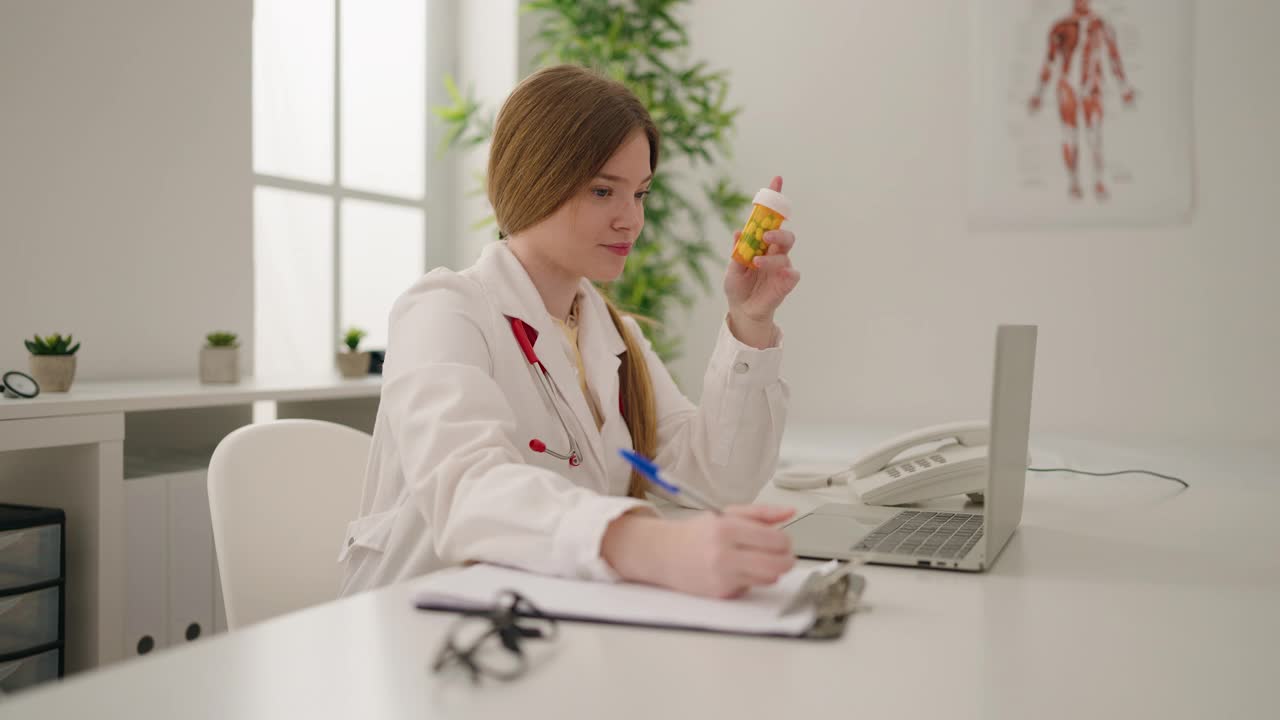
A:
[{"left": 601, "top": 505, "right": 797, "bottom": 598}]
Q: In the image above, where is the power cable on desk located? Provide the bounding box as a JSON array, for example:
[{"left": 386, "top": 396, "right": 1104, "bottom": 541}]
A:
[
  {"left": 773, "top": 463, "right": 1191, "bottom": 493},
  {"left": 1027, "top": 467, "right": 1189, "bottom": 490}
]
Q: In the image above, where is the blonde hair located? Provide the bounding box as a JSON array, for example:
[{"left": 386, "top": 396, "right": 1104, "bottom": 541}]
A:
[{"left": 488, "top": 65, "right": 659, "bottom": 499}]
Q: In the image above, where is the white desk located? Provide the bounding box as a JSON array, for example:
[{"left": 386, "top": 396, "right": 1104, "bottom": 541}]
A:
[
  {"left": 5, "top": 427, "right": 1276, "bottom": 718},
  {"left": 0, "top": 376, "right": 383, "bottom": 422},
  {"left": 0, "top": 375, "right": 381, "bottom": 672}
]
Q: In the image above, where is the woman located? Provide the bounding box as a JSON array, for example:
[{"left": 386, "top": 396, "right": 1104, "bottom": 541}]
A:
[{"left": 339, "top": 65, "right": 802, "bottom": 599}]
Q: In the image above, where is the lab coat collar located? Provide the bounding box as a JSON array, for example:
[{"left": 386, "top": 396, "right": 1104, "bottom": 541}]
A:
[
  {"left": 475, "top": 241, "right": 552, "bottom": 338},
  {"left": 472, "top": 241, "right": 628, "bottom": 475},
  {"left": 475, "top": 241, "right": 626, "bottom": 357},
  {"left": 573, "top": 278, "right": 628, "bottom": 359}
]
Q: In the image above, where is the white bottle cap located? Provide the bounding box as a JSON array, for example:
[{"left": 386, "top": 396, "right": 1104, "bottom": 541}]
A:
[{"left": 751, "top": 188, "right": 792, "bottom": 219}]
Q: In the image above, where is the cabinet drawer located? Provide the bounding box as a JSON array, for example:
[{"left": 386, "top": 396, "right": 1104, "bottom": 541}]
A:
[
  {"left": 0, "top": 525, "right": 60, "bottom": 591},
  {"left": 0, "top": 586, "right": 60, "bottom": 656},
  {"left": 0, "top": 648, "right": 59, "bottom": 695}
]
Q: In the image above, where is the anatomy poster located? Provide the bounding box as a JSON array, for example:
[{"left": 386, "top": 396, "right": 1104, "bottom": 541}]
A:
[{"left": 969, "top": 0, "right": 1194, "bottom": 227}]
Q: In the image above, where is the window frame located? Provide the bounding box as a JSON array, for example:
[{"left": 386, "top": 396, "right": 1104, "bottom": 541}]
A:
[{"left": 252, "top": 0, "right": 456, "bottom": 374}]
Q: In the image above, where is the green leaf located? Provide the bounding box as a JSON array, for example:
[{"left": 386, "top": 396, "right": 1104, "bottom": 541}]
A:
[
  {"left": 520, "top": 0, "right": 555, "bottom": 13},
  {"left": 469, "top": 214, "right": 498, "bottom": 231},
  {"left": 443, "top": 74, "right": 462, "bottom": 102},
  {"left": 436, "top": 124, "right": 464, "bottom": 156}
]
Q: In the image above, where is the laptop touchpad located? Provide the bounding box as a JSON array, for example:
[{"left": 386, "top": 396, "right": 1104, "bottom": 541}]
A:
[{"left": 784, "top": 512, "right": 880, "bottom": 555}]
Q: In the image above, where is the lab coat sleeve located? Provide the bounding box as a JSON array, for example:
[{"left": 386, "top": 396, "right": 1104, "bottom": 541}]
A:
[
  {"left": 624, "top": 315, "right": 789, "bottom": 507},
  {"left": 383, "top": 272, "right": 651, "bottom": 581}
]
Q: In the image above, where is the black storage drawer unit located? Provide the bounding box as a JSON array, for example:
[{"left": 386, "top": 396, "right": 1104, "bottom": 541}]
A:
[{"left": 0, "top": 504, "right": 66, "bottom": 695}]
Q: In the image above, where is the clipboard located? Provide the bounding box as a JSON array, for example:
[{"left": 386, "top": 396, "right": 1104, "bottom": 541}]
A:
[{"left": 412, "top": 561, "right": 865, "bottom": 641}]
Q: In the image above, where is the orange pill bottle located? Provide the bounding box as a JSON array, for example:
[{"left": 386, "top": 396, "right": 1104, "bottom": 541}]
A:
[{"left": 731, "top": 188, "right": 792, "bottom": 268}]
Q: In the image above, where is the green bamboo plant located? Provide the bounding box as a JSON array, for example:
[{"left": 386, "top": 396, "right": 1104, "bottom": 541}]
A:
[{"left": 434, "top": 0, "right": 750, "bottom": 360}]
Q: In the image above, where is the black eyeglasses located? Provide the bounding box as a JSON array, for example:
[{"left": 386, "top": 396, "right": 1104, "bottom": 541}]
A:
[{"left": 430, "top": 590, "right": 559, "bottom": 683}]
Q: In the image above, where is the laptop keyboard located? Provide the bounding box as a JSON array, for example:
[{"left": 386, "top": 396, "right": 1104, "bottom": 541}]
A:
[{"left": 852, "top": 511, "right": 984, "bottom": 560}]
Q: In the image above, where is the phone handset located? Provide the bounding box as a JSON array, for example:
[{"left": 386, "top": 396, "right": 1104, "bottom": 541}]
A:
[
  {"left": 850, "top": 421, "right": 989, "bottom": 478},
  {"left": 849, "top": 421, "right": 991, "bottom": 506}
]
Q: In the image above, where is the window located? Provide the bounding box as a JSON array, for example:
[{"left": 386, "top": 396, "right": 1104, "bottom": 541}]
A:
[{"left": 252, "top": 0, "right": 443, "bottom": 377}]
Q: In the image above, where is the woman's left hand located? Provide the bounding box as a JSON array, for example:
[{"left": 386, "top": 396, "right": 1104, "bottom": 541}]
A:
[{"left": 723, "top": 175, "right": 800, "bottom": 346}]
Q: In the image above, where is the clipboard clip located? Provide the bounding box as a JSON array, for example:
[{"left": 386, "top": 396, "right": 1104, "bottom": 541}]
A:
[{"left": 779, "top": 560, "right": 867, "bottom": 640}]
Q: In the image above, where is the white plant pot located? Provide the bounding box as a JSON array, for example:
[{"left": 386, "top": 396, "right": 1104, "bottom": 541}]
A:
[
  {"left": 336, "top": 351, "right": 370, "bottom": 378},
  {"left": 29, "top": 355, "right": 77, "bottom": 393},
  {"left": 200, "top": 346, "right": 240, "bottom": 384}
]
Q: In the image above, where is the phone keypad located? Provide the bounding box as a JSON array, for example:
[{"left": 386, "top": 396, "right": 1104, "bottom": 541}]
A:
[{"left": 895, "top": 454, "right": 951, "bottom": 476}]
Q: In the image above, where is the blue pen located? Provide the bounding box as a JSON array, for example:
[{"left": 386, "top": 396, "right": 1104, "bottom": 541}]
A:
[{"left": 618, "top": 449, "right": 724, "bottom": 514}]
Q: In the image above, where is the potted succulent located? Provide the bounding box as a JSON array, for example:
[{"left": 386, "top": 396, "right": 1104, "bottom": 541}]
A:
[
  {"left": 336, "top": 327, "right": 370, "bottom": 378},
  {"left": 25, "top": 333, "right": 81, "bottom": 392},
  {"left": 200, "top": 331, "right": 241, "bottom": 384}
]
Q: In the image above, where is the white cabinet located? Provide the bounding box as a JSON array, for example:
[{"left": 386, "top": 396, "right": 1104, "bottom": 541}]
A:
[
  {"left": 167, "top": 472, "right": 215, "bottom": 646},
  {"left": 123, "top": 476, "right": 168, "bottom": 656},
  {"left": 122, "top": 470, "right": 226, "bottom": 659}
]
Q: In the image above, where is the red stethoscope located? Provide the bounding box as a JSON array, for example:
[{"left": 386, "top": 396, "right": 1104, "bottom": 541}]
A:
[{"left": 507, "top": 316, "right": 583, "bottom": 467}]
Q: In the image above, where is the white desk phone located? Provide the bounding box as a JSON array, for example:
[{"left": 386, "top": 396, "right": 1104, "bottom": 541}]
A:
[{"left": 775, "top": 421, "right": 996, "bottom": 506}]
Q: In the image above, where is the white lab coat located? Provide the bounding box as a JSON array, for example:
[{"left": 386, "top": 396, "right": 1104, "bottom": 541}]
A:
[{"left": 338, "top": 240, "right": 789, "bottom": 595}]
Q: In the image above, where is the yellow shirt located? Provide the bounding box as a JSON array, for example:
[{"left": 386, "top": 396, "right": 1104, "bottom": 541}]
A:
[{"left": 550, "top": 294, "right": 605, "bottom": 430}]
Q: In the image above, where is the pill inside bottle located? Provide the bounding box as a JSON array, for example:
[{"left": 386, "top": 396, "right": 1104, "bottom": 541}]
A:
[{"left": 731, "top": 188, "right": 792, "bottom": 268}]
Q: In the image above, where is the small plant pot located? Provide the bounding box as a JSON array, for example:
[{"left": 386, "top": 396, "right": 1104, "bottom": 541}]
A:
[
  {"left": 29, "top": 355, "right": 77, "bottom": 393},
  {"left": 336, "top": 351, "right": 370, "bottom": 378},
  {"left": 200, "top": 346, "right": 240, "bottom": 384}
]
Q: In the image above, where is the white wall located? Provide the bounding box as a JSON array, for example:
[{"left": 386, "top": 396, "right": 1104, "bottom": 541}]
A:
[
  {"left": 669, "top": 0, "right": 1279, "bottom": 450},
  {"left": 453, "top": 0, "right": 520, "bottom": 265},
  {"left": 4, "top": 1, "right": 1273, "bottom": 451},
  {"left": 0, "top": 0, "right": 253, "bottom": 381}
]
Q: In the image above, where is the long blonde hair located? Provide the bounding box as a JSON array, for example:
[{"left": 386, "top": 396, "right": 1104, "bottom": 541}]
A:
[{"left": 488, "top": 65, "right": 659, "bottom": 499}]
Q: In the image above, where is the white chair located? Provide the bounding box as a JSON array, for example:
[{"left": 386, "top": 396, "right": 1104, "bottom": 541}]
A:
[{"left": 208, "top": 419, "right": 370, "bottom": 629}]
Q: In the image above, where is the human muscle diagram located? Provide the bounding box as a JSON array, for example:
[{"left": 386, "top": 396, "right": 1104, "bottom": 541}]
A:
[
  {"left": 1028, "top": 0, "right": 1137, "bottom": 201},
  {"left": 969, "top": 0, "right": 1192, "bottom": 227}
]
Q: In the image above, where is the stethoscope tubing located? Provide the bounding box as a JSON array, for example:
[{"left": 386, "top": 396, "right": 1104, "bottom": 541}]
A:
[{"left": 508, "top": 316, "right": 582, "bottom": 467}]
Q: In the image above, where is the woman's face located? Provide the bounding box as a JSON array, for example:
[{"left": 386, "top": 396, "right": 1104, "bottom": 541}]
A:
[{"left": 520, "top": 129, "right": 652, "bottom": 284}]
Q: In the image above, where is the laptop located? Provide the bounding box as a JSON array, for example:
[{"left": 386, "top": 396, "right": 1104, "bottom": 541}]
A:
[{"left": 781, "top": 325, "right": 1037, "bottom": 571}]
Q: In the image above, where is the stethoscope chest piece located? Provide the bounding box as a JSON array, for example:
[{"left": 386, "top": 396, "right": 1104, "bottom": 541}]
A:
[{"left": 2, "top": 370, "right": 40, "bottom": 399}]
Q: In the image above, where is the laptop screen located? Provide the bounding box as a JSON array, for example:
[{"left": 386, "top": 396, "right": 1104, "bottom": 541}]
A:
[{"left": 982, "top": 325, "right": 1038, "bottom": 564}]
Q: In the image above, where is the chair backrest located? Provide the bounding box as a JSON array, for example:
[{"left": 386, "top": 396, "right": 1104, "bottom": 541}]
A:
[{"left": 208, "top": 419, "right": 370, "bottom": 629}]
